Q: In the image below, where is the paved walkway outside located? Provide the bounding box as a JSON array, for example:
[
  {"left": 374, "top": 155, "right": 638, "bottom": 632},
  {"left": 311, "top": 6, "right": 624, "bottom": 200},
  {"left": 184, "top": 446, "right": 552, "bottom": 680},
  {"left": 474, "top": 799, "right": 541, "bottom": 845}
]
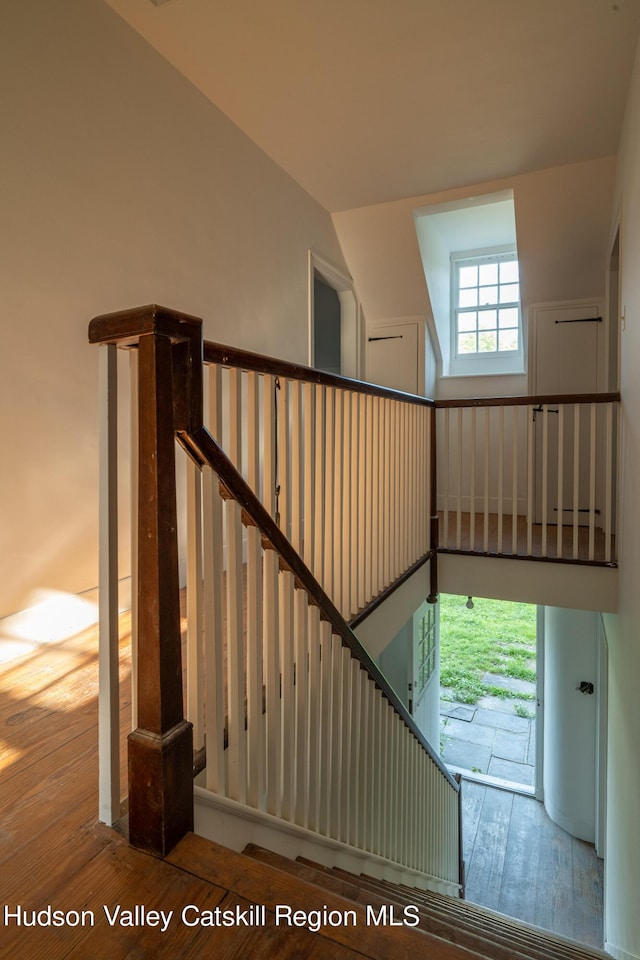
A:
[{"left": 440, "top": 672, "right": 537, "bottom": 788}]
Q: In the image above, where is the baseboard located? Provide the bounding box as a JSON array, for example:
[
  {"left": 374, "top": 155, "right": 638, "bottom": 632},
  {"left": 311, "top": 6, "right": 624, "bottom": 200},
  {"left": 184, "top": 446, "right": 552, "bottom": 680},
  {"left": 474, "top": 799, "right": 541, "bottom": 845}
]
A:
[
  {"left": 543, "top": 797, "right": 595, "bottom": 845},
  {"left": 194, "top": 785, "right": 461, "bottom": 898},
  {"left": 605, "top": 942, "right": 640, "bottom": 960}
]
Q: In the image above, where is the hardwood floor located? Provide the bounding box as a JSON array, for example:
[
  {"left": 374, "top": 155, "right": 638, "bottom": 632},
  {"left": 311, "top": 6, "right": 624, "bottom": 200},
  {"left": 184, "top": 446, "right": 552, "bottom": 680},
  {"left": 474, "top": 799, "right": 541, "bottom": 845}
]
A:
[
  {"left": 0, "top": 609, "right": 604, "bottom": 956},
  {"left": 0, "top": 616, "right": 431, "bottom": 959},
  {"left": 462, "top": 780, "right": 604, "bottom": 949}
]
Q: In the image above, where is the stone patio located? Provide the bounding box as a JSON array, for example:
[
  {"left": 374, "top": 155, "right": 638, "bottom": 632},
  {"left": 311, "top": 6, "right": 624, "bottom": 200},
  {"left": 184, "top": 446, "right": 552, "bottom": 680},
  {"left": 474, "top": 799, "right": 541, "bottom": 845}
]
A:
[{"left": 440, "top": 673, "right": 537, "bottom": 788}]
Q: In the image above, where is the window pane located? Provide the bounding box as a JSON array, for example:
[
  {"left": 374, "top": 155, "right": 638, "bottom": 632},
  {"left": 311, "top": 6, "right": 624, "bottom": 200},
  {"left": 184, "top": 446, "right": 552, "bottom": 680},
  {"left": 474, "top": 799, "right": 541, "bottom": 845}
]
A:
[
  {"left": 498, "top": 307, "right": 519, "bottom": 328},
  {"left": 458, "top": 311, "right": 477, "bottom": 332},
  {"left": 478, "top": 331, "right": 497, "bottom": 352},
  {"left": 458, "top": 332, "right": 476, "bottom": 354},
  {"left": 499, "top": 329, "right": 519, "bottom": 351},
  {"left": 500, "top": 260, "right": 519, "bottom": 283},
  {"left": 459, "top": 288, "right": 478, "bottom": 308},
  {"left": 459, "top": 265, "right": 478, "bottom": 288},
  {"left": 478, "top": 309, "right": 497, "bottom": 331},
  {"left": 499, "top": 283, "right": 519, "bottom": 304},
  {"left": 479, "top": 286, "right": 498, "bottom": 305},
  {"left": 479, "top": 263, "right": 498, "bottom": 285}
]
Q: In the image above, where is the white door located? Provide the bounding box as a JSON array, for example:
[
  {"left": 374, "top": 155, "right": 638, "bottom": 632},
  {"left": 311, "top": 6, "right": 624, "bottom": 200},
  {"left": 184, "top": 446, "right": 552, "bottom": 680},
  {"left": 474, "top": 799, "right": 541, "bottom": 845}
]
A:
[
  {"left": 367, "top": 320, "right": 421, "bottom": 394},
  {"left": 530, "top": 301, "right": 602, "bottom": 524}
]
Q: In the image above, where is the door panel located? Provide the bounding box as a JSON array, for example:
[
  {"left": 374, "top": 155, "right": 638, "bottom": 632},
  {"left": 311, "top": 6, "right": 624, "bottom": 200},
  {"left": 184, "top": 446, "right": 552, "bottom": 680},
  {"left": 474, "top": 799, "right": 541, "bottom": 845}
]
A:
[
  {"left": 531, "top": 302, "right": 601, "bottom": 525},
  {"left": 368, "top": 321, "right": 419, "bottom": 394}
]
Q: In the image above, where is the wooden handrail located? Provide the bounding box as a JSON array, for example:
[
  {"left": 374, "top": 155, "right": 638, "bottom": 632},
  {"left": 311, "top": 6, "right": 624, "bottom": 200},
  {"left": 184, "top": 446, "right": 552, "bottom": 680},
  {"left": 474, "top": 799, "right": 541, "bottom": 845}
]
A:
[
  {"left": 436, "top": 391, "right": 621, "bottom": 409},
  {"left": 180, "top": 423, "right": 459, "bottom": 793},
  {"left": 203, "top": 338, "right": 435, "bottom": 406}
]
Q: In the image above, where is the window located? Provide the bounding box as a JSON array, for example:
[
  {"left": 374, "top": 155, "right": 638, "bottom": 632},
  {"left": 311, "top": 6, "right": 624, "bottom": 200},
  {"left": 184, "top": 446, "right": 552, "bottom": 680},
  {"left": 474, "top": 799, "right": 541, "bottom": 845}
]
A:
[
  {"left": 453, "top": 252, "right": 521, "bottom": 359},
  {"left": 415, "top": 605, "right": 436, "bottom": 703},
  {"left": 448, "top": 250, "right": 524, "bottom": 376}
]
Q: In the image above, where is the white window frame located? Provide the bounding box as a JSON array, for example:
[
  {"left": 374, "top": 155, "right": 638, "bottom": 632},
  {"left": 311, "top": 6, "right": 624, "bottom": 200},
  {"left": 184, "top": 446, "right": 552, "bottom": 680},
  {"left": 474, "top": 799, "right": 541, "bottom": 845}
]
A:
[{"left": 449, "top": 246, "right": 525, "bottom": 377}]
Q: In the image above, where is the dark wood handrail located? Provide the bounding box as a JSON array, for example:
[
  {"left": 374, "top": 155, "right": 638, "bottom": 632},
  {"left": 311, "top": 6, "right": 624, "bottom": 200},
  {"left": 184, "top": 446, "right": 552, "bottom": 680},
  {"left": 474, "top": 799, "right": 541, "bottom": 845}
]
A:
[
  {"left": 180, "top": 423, "right": 459, "bottom": 793},
  {"left": 204, "top": 336, "right": 620, "bottom": 411},
  {"left": 436, "top": 391, "right": 621, "bottom": 409},
  {"left": 203, "top": 338, "right": 435, "bottom": 407}
]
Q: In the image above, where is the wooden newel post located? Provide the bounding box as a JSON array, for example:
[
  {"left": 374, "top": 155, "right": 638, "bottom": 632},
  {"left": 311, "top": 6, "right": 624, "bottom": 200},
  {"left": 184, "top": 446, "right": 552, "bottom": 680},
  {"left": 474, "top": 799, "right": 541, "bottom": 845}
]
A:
[{"left": 128, "top": 331, "right": 194, "bottom": 856}]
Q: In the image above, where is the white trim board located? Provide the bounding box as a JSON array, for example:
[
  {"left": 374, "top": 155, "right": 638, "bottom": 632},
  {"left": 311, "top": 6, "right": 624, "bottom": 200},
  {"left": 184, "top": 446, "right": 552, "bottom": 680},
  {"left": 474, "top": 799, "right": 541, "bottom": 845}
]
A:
[
  {"left": 308, "top": 251, "right": 362, "bottom": 379},
  {"left": 194, "top": 785, "right": 461, "bottom": 898}
]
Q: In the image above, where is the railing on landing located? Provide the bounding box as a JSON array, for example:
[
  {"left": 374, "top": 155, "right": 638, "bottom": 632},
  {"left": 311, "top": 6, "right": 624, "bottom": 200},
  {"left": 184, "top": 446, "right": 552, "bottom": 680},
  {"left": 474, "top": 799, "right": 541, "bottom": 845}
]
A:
[
  {"left": 89, "top": 305, "right": 459, "bottom": 891},
  {"left": 436, "top": 394, "right": 620, "bottom": 565}
]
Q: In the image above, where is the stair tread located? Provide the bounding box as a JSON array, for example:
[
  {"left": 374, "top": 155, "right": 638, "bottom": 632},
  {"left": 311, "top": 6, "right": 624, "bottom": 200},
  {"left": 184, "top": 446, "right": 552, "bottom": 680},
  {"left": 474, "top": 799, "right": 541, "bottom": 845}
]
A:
[
  {"left": 249, "top": 847, "right": 542, "bottom": 960},
  {"left": 243, "top": 844, "right": 362, "bottom": 900},
  {"left": 168, "top": 833, "right": 485, "bottom": 960},
  {"left": 322, "top": 864, "right": 608, "bottom": 960},
  {"left": 298, "top": 857, "right": 608, "bottom": 960}
]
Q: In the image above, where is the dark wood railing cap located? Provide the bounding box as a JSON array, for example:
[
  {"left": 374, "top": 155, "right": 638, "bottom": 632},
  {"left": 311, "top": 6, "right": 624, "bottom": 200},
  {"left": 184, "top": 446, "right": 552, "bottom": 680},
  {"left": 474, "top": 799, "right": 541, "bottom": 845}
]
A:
[
  {"left": 437, "top": 391, "right": 621, "bottom": 408},
  {"left": 89, "top": 303, "right": 203, "bottom": 347},
  {"left": 204, "top": 339, "right": 436, "bottom": 407}
]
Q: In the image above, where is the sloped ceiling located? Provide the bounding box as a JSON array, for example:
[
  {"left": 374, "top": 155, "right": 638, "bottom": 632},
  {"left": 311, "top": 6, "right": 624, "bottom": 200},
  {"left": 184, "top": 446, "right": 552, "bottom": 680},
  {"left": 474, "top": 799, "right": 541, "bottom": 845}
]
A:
[{"left": 102, "top": 0, "right": 640, "bottom": 212}]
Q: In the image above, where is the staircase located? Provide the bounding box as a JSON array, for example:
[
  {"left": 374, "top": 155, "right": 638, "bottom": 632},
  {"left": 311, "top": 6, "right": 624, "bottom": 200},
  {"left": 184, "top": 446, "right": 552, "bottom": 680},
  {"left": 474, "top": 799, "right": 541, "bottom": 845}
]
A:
[
  {"left": 166, "top": 832, "right": 609, "bottom": 960},
  {"left": 89, "top": 304, "right": 614, "bottom": 960}
]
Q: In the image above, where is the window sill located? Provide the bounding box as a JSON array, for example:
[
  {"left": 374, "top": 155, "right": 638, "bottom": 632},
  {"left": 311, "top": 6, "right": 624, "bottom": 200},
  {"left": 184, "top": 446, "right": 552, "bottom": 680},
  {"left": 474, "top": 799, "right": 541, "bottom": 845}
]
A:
[
  {"left": 444, "top": 355, "right": 526, "bottom": 379},
  {"left": 441, "top": 368, "right": 527, "bottom": 380}
]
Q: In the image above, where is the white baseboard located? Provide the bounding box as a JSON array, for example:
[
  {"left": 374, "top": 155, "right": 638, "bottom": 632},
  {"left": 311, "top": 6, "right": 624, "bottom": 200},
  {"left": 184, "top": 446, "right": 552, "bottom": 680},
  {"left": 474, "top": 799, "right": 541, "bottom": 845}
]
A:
[
  {"left": 194, "top": 785, "right": 460, "bottom": 898},
  {"left": 605, "top": 942, "right": 640, "bottom": 960}
]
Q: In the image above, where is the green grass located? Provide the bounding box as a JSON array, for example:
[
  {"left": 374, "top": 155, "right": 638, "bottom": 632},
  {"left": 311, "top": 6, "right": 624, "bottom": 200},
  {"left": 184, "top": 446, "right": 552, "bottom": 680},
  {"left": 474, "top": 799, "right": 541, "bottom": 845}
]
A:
[{"left": 440, "top": 594, "right": 536, "bottom": 705}]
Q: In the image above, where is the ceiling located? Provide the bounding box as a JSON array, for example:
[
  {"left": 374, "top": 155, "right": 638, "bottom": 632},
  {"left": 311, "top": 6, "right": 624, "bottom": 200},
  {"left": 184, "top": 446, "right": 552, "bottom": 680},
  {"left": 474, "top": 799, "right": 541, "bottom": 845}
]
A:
[{"left": 103, "top": 0, "right": 640, "bottom": 212}]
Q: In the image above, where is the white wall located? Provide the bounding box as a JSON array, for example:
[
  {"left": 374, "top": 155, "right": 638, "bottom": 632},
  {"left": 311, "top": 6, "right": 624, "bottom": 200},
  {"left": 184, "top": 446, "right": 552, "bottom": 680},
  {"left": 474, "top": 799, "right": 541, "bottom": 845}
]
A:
[
  {"left": 601, "top": 32, "right": 640, "bottom": 960},
  {"left": 543, "top": 607, "right": 597, "bottom": 844},
  {"left": 0, "top": 0, "right": 349, "bottom": 620},
  {"left": 333, "top": 158, "right": 615, "bottom": 400}
]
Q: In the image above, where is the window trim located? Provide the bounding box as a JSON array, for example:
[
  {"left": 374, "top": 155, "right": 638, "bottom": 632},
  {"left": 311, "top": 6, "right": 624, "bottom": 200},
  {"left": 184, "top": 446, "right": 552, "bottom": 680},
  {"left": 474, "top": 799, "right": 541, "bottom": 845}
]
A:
[{"left": 449, "top": 247, "right": 525, "bottom": 377}]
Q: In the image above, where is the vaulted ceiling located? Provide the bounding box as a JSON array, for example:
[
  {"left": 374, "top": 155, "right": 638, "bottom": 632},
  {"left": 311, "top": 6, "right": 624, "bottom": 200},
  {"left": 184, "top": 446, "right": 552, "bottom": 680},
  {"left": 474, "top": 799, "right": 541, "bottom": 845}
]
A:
[{"left": 104, "top": 0, "right": 640, "bottom": 212}]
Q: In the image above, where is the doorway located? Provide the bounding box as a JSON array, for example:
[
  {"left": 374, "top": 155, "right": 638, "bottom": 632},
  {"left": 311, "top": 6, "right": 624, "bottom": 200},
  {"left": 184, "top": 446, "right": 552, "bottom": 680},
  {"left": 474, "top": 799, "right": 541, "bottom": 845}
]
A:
[
  {"left": 308, "top": 251, "right": 362, "bottom": 378},
  {"left": 439, "top": 593, "right": 539, "bottom": 792},
  {"left": 313, "top": 272, "right": 341, "bottom": 375}
]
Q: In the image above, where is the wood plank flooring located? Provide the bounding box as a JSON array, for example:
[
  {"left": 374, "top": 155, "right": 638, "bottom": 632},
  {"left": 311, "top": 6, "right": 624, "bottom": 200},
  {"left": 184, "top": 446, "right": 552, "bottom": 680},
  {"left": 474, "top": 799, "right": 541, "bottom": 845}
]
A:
[
  {"left": 0, "top": 608, "right": 605, "bottom": 956},
  {"left": 462, "top": 780, "right": 604, "bottom": 949},
  {"left": 0, "top": 614, "right": 429, "bottom": 960}
]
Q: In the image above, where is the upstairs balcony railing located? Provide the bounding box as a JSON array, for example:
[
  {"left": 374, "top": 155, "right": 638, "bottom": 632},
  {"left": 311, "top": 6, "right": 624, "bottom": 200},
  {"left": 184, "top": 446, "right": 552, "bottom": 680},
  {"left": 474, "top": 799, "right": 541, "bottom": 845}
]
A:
[{"left": 436, "top": 394, "right": 619, "bottom": 566}]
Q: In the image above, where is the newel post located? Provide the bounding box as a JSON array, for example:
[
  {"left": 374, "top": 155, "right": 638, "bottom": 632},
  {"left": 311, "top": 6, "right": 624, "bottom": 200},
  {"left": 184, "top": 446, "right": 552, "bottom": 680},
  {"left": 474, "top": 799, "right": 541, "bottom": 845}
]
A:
[
  {"left": 128, "top": 329, "right": 194, "bottom": 856},
  {"left": 89, "top": 305, "right": 203, "bottom": 858}
]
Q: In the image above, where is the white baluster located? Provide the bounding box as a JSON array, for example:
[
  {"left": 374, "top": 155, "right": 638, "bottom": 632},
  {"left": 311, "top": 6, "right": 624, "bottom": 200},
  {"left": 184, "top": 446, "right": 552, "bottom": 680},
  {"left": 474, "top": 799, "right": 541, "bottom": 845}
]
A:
[
  {"left": 98, "top": 343, "right": 120, "bottom": 825},
  {"left": 279, "top": 568, "right": 295, "bottom": 821},
  {"left": 203, "top": 456, "right": 225, "bottom": 795},
  {"left": 605, "top": 402, "right": 613, "bottom": 563},
  {"left": 589, "top": 402, "right": 597, "bottom": 561},
  {"left": 557, "top": 405, "right": 564, "bottom": 559},
  {"left": 246, "top": 371, "right": 264, "bottom": 808},
  {"left": 497, "top": 406, "right": 504, "bottom": 553},
  {"left": 186, "top": 459, "right": 204, "bottom": 749},
  {"left": 573, "top": 404, "right": 580, "bottom": 560}
]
